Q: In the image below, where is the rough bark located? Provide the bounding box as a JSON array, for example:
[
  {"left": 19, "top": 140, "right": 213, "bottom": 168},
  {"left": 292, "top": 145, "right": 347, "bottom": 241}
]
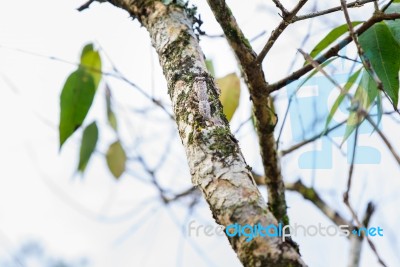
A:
[
  {"left": 206, "top": 0, "right": 289, "bottom": 225},
  {"left": 106, "top": 0, "right": 306, "bottom": 266}
]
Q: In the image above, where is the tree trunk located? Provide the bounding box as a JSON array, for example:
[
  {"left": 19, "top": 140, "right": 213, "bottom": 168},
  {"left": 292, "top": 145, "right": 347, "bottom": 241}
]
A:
[{"left": 106, "top": 1, "right": 306, "bottom": 266}]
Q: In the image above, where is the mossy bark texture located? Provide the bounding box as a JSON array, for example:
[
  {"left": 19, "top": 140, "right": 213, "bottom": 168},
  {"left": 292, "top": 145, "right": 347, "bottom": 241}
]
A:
[
  {"left": 107, "top": 1, "right": 306, "bottom": 266},
  {"left": 206, "top": 0, "right": 289, "bottom": 226}
]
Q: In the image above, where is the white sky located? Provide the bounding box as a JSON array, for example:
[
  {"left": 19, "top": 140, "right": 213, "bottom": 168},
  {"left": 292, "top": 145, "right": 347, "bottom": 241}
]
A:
[{"left": 0, "top": 0, "right": 399, "bottom": 267}]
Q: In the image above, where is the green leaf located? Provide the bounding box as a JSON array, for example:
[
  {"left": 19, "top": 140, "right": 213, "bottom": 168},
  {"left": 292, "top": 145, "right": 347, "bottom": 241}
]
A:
[
  {"left": 81, "top": 43, "right": 94, "bottom": 58},
  {"left": 342, "top": 70, "right": 378, "bottom": 143},
  {"left": 80, "top": 43, "right": 102, "bottom": 88},
  {"left": 205, "top": 59, "right": 216, "bottom": 77},
  {"left": 59, "top": 69, "right": 96, "bottom": 148},
  {"left": 77, "top": 121, "right": 98, "bottom": 173},
  {"left": 324, "top": 68, "right": 362, "bottom": 133},
  {"left": 306, "top": 21, "right": 363, "bottom": 65},
  {"left": 359, "top": 22, "right": 400, "bottom": 107},
  {"left": 385, "top": 3, "right": 400, "bottom": 45},
  {"left": 106, "top": 141, "right": 126, "bottom": 179},
  {"left": 105, "top": 86, "right": 118, "bottom": 131},
  {"left": 216, "top": 73, "right": 241, "bottom": 121}
]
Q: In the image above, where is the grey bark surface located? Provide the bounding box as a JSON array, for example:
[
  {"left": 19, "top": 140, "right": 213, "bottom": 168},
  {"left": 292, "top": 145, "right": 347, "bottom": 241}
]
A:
[{"left": 106, "top": 0, "right": 306, "bottom": 266}]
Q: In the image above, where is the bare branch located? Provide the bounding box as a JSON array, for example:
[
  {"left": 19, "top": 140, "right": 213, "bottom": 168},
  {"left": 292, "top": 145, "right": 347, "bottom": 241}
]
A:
[
  {"left": 348, "top": 202, "right": 376, "bottom": 267},
  {"left": 0, "top": 43, "right": 175, "bottom": 119},
  {"left": 374, "top": 0, "right": 380, "bottom": 11},
  {"left": 294, "top": 0, "right": 375, "bottom": 22},
  {"left": 280, "top": 120, "right": 347, "bottom": 156},
  {"left": 257, "top": 0, "right": 309, "bottom": 64},
  {"left": 77, "top": 0, "right": 96, "bottom": 11},
  {"left": 343, "top": 126, "right": 387, "bottom": 267},
  {"left": 343, "top": 198, "right": 387, "bottom": 266},
  {"left": 365, "top": 116, "right": 400, "bottom": 165},
  {"left": 286, "top": 179, "right": 350, "bottom": 227},
  {"left": 343, "top": 126, "right": 359, "bottom": 203},
  {"left": 164, "top": 187, "right": 199, "bottom": 203},
  {"left": 272, "top": 0, "right": 290, "bottom": 16},
  {"left": 296, "top": 47, "right": 391, "bottom": 266},
  {"left": 107, "top": 1, "right": 306, "bottom": 265},
  {"left": 298, "top": 49, "right": 352, "bottom": 98},
  {"left": 382, "top": 0, "right": 395, "bottom": 12},
  {"left": 206, "top": 0, "right": 290, "bottom": 225},
  {"left": 254, "top": 175, "right": 353, "bottom": 230}
]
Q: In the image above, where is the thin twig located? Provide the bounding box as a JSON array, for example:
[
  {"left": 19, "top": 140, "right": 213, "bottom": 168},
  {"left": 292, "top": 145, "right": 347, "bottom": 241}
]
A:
[
  {"left": 298, "top": 47, "right": 390, "bottom": 266},
  {"left": 272, "top": 0, "right": 289, "bottom": 16},
  {"left": 257, "top": 0, "right": 309, "bottom": 64},
  {"left": 77, "top": 0, "right": 96, "bottom": 11},
  {"left": 365, "top": 116, "right": 400, "bottom": 165},
  {"left": 382, "top": 0, "right": 395, "bottom": 12},
  {"left": 374, "top": 0, "right": 380, "bottom": 11},
  {"left": 344, "top": 125, "right": 359, "bottom": 202},
  {"left": 165, "top": 187, "right": 199, "bottom": 203},
  {"left": 286, "top": 179, "right": 351, "bottom": 227},
  {"left": 250, "top": 30, "right": 267, "bottom": 42},
  {"left": 336, "top": 54, "right": 362, "bottom": 63},
  {"left": 267, "top": 12, "right": 400, "bottom": 93},
  {"left": 233, "top": 116, "right": 252, "bottom": 135},
  {"left": 0, "top": 44, "right": 174, "bottom": 119},
  {"left": 344, "top": 199, "right": 387, "bottom": 266},
  {"left": 298, "top": 49, "right": 352, "bottom": 99},
  {"left": 341, "top": 0, "right": 385, "bottom": 93},
  {"left": 206, "top": 0, "right": 289, "bottom": 225},
  {"left": 294, "top": 0, "right": 375, "bottom": 22},
  {"left": 281, "top": 120, "right": 347, "bottom": 156},
  {"left": 348, "top": 202, "right": 376, "bottom": 267},
  {"left": 343, "top": 125, "right": 387, "bottom": 267}
]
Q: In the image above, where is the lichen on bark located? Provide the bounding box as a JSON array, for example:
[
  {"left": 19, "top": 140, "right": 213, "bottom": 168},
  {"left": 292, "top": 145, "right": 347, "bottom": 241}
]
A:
[
  {"left": 107, "top": 1, "right": 306, "bottom": 266},
  {"left": 206, "top": 0, "right": 290, "bottom": 226}
]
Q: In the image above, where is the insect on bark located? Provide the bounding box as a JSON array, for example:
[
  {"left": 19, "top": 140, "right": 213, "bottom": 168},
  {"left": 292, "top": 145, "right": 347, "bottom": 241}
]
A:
[{"left": 194, "top": 77, "right": 212, "bottom": 120}]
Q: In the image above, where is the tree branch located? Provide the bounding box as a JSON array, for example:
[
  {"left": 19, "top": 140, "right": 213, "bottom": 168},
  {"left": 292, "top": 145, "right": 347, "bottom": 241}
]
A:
[
  {"left": 294, "top": 0, "right": 375, "bottom": 22},
  {"left": 107, "top": 1, "right": 306, "bottom": 266},
  {"left": 272, "top": 0, "right": 289, "bottom": 16},
  {"left": 256, "top": 0, "right": 309, "bottom": 64},
  {"left": 343, "top": 119, "right": 386, "bottom": 267},
  {"left": 286, "top": 179, "right": 350, "bottom": 226},
  {"left": 251, "top": 174, "right": 352, "bottom": 229},
  {"left": 382, "top": 0, "right": 395, "bottom": 12},
  {"left": 267, "top": 12, "right": 400, "bottom": 93},
  {"left": 280, "top": 120, "right": 347, "bottom": 156},
  {"left": 206, "top": 0, "right": 290, "bottom": 226},
  {"left": 365, "top": 116, "right": 400, "bottom": 165},
  {"left": 77, "top": 0, "right": 95, "bottom": 11},
  {"left": 77, "top": 0, "right": 107, "bottom": 11},
  {"left": 348, "top": 202, "right": 375, "bottom": 267}
]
